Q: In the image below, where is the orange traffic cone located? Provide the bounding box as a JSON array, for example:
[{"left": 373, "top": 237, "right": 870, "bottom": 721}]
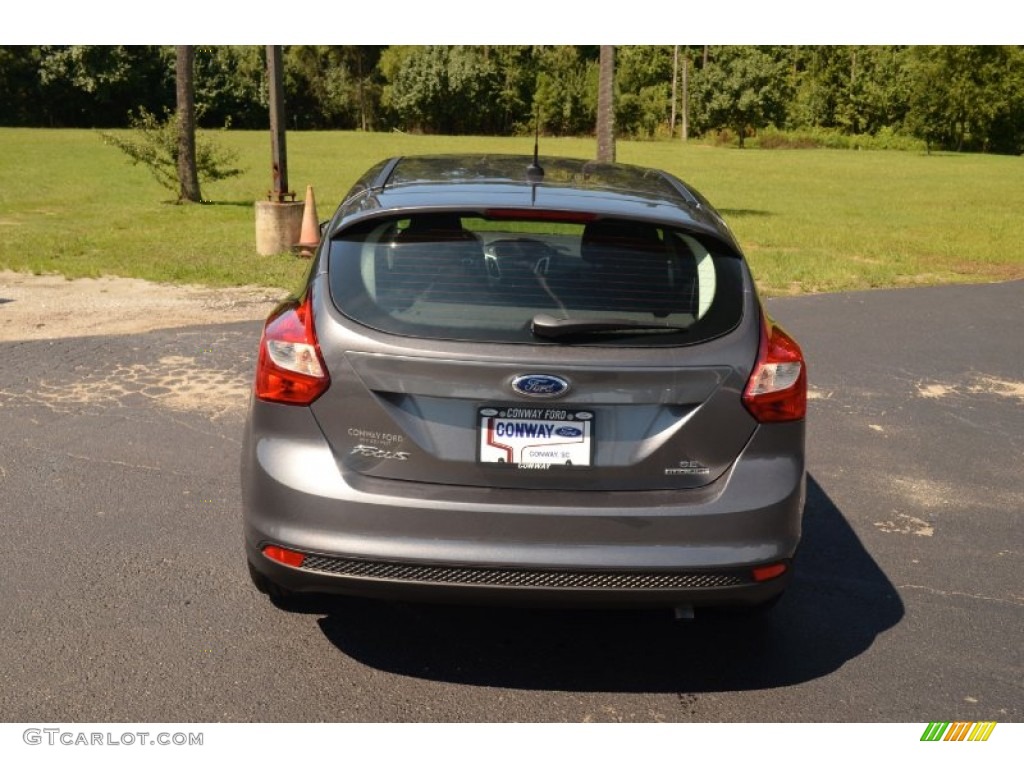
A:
[{"left": 296, "top": 185, "right": 320, "bottom": 257}]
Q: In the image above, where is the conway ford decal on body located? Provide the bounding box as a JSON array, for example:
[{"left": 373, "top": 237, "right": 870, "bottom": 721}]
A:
[{"left": 511, "top": 374, "right": 570, "bottom": 398}]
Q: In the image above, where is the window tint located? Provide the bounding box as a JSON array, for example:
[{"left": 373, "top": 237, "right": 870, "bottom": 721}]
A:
[{"left": 329, "top": 213, "right": 743, "bottom": 346}]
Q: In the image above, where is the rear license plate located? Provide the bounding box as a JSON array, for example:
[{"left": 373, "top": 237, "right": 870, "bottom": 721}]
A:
[{"left": 478, "top": 407, "right": 593, "bottom": 466}]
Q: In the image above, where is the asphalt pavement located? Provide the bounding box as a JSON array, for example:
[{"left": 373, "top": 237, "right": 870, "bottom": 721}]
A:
[{"left": 0, "top": 280, "right": 1020, "bottom": 722}]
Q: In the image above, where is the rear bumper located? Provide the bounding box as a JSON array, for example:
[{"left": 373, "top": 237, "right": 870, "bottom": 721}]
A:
[
  {"left": 248, "top": 546, "right": 793, "bottom": 608},
  {"left": 242, "top": 402, "right": 805, "bottom": 608}
]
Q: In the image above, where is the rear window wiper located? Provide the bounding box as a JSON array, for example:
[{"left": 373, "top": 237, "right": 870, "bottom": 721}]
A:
[{"left": 530, "top": 313, "right": 692, "bottom": 340}]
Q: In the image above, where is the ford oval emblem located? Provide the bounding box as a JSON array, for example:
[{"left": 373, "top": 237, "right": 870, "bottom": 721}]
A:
[
  {"left": 555, "top": 426, "right": 583, "bottom": 437},
  {"left": 511, "top": 374, "right": 570, "bottom": 398}
]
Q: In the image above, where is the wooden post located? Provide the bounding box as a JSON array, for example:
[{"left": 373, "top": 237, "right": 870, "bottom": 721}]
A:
[
  {"left": 670, "top": 45, "right": 678, "bottom": 139},
  {"left": 267, "top": 45, "right": 291, "bottom": 202},
  {"left": 596, "top": 45, "right": 615, "bottom": 163},
  {"left": 175, "top": 45, "right": 200, "bottom": 203},
  {"left": 681, "top": 51, "right": 689, "bottom": 142}
]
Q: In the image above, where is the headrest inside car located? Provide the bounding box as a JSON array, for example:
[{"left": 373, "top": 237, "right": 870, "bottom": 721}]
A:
[
  {"left": 581, "top": 220, "right": 665, "bottom": 268},
  {"left": 401, "top": 214, "right": 472, "bottom": 240}
]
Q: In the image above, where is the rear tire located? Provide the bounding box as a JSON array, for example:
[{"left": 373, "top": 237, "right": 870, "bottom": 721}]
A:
[
  {"left": 739, "top": 592, "right": 783, "bottom": 614},
  {"left": 247, "top": 560, "right": 305, "bottom": 610},
  {"left": 704, "top": 592, "right": 783, "bottom": 623}
]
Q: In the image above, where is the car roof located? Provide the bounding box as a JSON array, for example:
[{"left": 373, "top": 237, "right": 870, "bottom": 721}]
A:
[
  {"left": 386, "top": 155, "right": 691, "bottom": 200},
  {"left": 331, "top": 154, "right": 737, "bottom": 245}
]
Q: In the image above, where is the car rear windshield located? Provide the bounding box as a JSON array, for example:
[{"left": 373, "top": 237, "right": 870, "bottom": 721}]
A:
[{"left": 327, "top": 212, "right": 744, "bottom": 346}]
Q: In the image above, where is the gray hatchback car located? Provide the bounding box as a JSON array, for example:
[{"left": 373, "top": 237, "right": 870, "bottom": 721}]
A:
[{"left": 242, "top": 154, "right": 806, "bottom": 614}]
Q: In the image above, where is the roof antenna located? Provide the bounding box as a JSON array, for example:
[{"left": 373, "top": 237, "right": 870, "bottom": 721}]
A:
[{"left": 526, "top": 106, "right": 544, "bottom": 183}]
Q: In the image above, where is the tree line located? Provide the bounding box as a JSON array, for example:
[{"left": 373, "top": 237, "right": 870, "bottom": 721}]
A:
[{"left": 2, "top": 45, "right": 1023, "bottom": 154}]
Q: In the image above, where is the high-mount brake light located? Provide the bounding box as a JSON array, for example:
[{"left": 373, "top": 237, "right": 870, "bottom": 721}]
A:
[
  {"left": 742, "top": 313, "right": 807, "bottom": 423},
  {"left": 254, "top": 292, "right": 330, "bottom": 405},
  {"left": 484, "top": 209, "right": 597, "bottom": 224}
]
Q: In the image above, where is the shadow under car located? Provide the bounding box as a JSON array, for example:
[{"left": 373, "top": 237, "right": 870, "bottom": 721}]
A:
[{"left": 288, "top": 475, "right": 904, "bottom": 693}]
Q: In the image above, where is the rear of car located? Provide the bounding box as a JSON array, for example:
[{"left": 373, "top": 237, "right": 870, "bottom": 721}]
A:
[{"left": 242, "top": 155, "right": 806, "bottom": 612}]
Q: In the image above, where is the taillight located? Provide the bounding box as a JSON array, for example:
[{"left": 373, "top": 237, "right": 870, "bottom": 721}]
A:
[
  {"left": 742, "top": 313, "right": 806, "bottom": 422},
  {"left": 751, "top": 562, "right": 788, "bottom": 582},
  {"left": 254, "top": 292, "right": 330, "bottom": 405},
  {"left": 262, "top": 545, "right": 306, "bottom": 568}
]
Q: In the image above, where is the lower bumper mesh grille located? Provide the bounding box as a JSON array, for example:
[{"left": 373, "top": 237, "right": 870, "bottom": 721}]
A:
[{"left": 300, "top": 555, "right": 751, "bottom": 590}]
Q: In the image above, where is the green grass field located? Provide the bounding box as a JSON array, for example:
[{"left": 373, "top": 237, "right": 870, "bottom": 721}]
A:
[{"left": 1, "top": 128, "right": 1021, "bottom": 295}]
